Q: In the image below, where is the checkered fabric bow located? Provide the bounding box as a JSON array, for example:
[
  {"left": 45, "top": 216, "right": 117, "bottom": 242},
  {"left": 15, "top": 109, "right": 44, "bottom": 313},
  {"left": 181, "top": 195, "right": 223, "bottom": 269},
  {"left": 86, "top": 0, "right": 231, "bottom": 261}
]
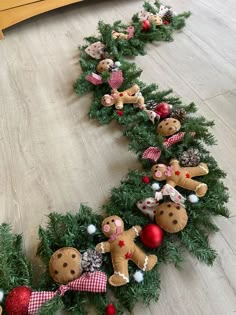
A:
[
  {"left": 142, "top": 132, "right": 196, "bottom": 162},
  {"left": 28, "top": 271, "right": 107, "bottom": 315}
]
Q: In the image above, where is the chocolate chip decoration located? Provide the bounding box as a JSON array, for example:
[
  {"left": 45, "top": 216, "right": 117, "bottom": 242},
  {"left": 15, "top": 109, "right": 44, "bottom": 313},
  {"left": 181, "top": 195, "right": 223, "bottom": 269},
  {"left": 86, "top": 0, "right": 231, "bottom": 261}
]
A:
[
  {"left": 155, "top": 202, "right": 188, "bottom": 233},
  {"left": 49, "top": 247, "right": 82, "bottom": 284}
]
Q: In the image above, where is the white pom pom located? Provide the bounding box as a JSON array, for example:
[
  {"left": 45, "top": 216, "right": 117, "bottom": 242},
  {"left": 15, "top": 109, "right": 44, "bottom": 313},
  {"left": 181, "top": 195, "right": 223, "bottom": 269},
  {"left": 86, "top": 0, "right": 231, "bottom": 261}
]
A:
[
  {"left": 188, "top": 194, "right": 199, "bottom": 203},
  {"left": 87, "top": 224, "right": 97, "bottom": 234},
  {"left": 115, "top": 61, "right": 121, "bottom": 67},
  {"left": 151, "top": 182, "right": 160, "bottom": 191},
  {"left": 133, "top": 270, "right": 144, "bottom": 283},
  {"left": 0, "top": 289, "right": 4, "bottom": 302}
]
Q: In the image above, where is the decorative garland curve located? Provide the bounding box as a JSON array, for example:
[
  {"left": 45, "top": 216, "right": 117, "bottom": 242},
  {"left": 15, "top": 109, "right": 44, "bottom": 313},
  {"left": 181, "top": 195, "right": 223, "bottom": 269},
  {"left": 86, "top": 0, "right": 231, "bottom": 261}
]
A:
[{"left": 0, "top": 2, "right": 229, "bottom": 315}]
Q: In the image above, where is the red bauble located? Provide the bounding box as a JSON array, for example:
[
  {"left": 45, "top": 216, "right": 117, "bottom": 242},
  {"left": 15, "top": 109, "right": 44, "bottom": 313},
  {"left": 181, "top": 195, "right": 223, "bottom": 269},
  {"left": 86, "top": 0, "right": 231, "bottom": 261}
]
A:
[
  {"left": 142, "top": 176, "right": 150, "bottom": 184},
  {"left": 105, "top": 303, "right": 117, "bottom": 315},
  {"left": 5, "top": 286, "right": 32, "bottom": 315},
  {"left": 117, "top": 110, "right": 124, "bottom": 116},
  {"left": 154, "top": 102, "right": 172, "bottom": 118},
  {"left": 140, "top": 224, "right": 164, "bottom": 248},
  {"left": 164, "top": 21, "right": 169, "bottom": 26},
  {"left": 142, "top": 20, "right": 151, "bottom": 31}
]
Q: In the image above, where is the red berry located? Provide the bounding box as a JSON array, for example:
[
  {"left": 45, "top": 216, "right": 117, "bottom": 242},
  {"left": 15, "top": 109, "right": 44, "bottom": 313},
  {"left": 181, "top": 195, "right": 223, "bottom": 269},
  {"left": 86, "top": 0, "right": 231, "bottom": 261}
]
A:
[
  {"left": 117, "top": 110, "right": 124, "bottom": 116},
  {"left": 106, "top": 303, "right": 117, "bottom": 315},
  {"left": 142, "top": 176, "right": 150, "bottom": 184},
  {"left": 164, "top": 21, "right": 169, "bottom": 25}
]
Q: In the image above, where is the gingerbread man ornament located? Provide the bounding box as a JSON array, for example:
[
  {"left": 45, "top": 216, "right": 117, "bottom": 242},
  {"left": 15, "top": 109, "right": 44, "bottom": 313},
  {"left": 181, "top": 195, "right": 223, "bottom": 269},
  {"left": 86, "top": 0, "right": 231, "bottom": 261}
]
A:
[
  {"left": 101, "top": 84, "right": 144, "bottom": 110},
  {"left": 151, "top": 159, "right": 209, "bottom": 197},
  {"left": 96, "top": 215, "right": 157, "bottom": 286}
]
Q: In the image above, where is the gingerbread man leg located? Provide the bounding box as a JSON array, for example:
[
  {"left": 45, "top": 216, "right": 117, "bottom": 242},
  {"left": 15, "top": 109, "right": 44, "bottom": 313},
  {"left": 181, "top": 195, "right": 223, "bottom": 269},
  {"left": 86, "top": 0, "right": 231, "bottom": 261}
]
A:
[
  {"left": 185, "top": 163, "right": 209, "bottom": 177},
  {"left": 109, "top": 256, "right": 129, "bottom": 286},
  {"left": 131, "top": 246, "right": 157, "bottom": 271},
  {"left": 184, "top": 178, "right": 208, "bottom": 197}
]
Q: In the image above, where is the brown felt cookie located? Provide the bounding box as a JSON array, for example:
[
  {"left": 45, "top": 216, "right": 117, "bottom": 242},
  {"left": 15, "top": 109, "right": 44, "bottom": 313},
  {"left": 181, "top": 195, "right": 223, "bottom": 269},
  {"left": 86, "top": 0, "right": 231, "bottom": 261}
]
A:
[
  {"left": 155, "top": 202, "right": 188, "bottom": 233},
  {"left": 49, "top": 247, "right": 82, "bottom": 284},
  {"left": 96, "top": 59, "right": 114, "bottom": 73},
  {"left": 157, "top": 118, "right": 181, "bottom": 136}
]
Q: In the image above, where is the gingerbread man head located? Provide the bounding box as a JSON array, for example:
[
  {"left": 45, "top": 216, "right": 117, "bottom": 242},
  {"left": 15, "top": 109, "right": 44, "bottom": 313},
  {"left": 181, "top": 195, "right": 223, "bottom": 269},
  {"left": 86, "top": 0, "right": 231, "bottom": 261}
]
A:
[
  {"left": 101, "top": 95, "right": 115, "bottom": 107},
  {"left": 101, "top": 215, "right": 124, "bottom": 238},
  {"left": 151, "top": 164, "right": 170, "bottom": 181}
]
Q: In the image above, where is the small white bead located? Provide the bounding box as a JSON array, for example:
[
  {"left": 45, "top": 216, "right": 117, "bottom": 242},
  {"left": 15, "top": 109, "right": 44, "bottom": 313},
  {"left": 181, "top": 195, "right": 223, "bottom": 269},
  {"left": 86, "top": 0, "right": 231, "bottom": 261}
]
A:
[
  {"left": 87, "top": 224, "right": 97, "bottom": 234},
  {"left": 133, "top": 270, "right": 144, "bottom": 283},
  {"left": 152, "top": 182, "right": 160, "bottom": 191},
  {"left": 0, "top": 289, "right": 4, "bottom": 302},
  {"left": 188, "top": 194, "right": 199, "bottom": 203}
]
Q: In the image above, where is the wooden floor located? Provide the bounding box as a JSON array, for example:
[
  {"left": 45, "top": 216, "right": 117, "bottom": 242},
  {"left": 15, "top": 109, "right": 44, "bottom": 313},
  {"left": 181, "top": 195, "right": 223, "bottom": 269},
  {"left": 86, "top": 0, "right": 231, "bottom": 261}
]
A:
[{"left": 0, "top": 0, "right": 236, "bottom": 314}]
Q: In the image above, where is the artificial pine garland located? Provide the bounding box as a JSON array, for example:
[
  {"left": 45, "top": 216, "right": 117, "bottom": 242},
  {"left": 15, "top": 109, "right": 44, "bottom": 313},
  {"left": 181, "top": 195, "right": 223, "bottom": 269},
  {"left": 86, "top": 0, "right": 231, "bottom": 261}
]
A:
[{"left": 0, "top": 1, "right": 229, "bottom": 315}]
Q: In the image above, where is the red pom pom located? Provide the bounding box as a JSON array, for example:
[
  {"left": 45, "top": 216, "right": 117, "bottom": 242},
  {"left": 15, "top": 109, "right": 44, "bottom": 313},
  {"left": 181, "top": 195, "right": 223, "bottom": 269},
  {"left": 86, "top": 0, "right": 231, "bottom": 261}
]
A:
[
  {"left": 154, "top": 102, "right": 171, "bottom": 118},
  {"left": 142, "top": 176, "right": 150, "bottom": 184},
  {"left": 117, "top": 110, "right": 124, "bottom": 116},
  {"left": 142, "top": 20, "right": 151, "bottom": 31},
  {"left": 164, "top": 21, "right": 169, "bottom": 26},
  {"left": 106, "top": 303, "right": 116, "bottom": 315},
  {"left": 141, "top": 224, "right": 164, "bottom": 248},
  {"left": 5, "top": 286, "right": 32, "bottom": 315}
]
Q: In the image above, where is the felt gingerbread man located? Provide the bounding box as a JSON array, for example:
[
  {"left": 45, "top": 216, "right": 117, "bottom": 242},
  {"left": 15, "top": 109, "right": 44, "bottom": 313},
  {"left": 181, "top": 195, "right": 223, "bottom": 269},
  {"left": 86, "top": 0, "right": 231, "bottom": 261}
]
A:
[
  {"left": 101, "top": 84, "right": 145, "bottom": 110},
  {"left": 96, "top": 215, "right": 157, "bottom": 287},
  {"left": 151, "top": 159, "right": 209, "bottom": 197}
]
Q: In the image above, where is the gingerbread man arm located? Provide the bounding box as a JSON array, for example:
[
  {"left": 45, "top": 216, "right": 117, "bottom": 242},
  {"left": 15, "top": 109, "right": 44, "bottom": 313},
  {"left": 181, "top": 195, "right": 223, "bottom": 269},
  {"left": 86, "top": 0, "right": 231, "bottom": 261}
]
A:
[
  {"left": 125, "top": 225, "right": 142, "bottom": 240},
  {"left": 169, "top": 159, "right": 180, "bottom": 167},
  {"left": 166, "top": 179, "right": 177, "bottom": 187},
  {"left": 96, "top": 241, "right": 111, "bottom": 254}
]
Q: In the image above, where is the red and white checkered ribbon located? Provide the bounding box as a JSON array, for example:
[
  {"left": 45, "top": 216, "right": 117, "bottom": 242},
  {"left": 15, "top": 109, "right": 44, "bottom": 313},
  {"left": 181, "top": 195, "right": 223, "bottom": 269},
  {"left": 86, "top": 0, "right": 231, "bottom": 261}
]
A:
[
  {"left": 86, "top": 73, "right": 103, "bottom": 85},
  {"left": 142, "top": 132, "right": 196, "bottom": 162},
  {"left": 28, "top": 271, "right": 107, "bottom": 315},
  {"left": 127, "top": 26, "right": 135, "bottom": 39},
  {"left": 108, "top": 70, "right": 124, "bottom": 89}
]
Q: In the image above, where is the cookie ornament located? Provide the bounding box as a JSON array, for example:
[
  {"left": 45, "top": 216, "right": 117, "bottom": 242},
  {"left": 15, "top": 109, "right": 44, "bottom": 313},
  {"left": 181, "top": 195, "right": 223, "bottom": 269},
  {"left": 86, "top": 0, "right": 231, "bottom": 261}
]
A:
[
  {"left": 155, "top": 202, "right": 188, "bottom": 233},
  {"left": 96, "top": 59, "right": 114, "bottom": 73},
  {"left": 157, "top": 118, "right": 181, "bottom": 136},
  {"left": 96, "top": 215, "right": 157, "bottom": 286},
  {"left": 151, "top": 159, "right": 209, "bottom": 197},
  {"left": 148, "top": 14, "right": 163, "bottom": 26},
  {"left": 101, "top": 84, "right": 144, "bottom": 110},
  {"left": 49, "top": 247, "right": 82, "bottom": 284}
]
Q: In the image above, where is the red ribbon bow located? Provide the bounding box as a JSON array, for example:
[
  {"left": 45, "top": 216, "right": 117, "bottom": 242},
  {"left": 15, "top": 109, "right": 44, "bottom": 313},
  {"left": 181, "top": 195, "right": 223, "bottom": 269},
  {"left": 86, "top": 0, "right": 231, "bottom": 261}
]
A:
[{"left": 28, "top": 271, "right": 107, "bottom": 315}]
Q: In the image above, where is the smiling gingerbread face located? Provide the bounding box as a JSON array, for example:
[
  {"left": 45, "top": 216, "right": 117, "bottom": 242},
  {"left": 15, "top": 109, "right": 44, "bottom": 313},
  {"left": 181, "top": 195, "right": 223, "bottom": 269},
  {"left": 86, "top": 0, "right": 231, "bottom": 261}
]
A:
[{"left": 101, "top": 215, "right": 124, "bottom": 237}]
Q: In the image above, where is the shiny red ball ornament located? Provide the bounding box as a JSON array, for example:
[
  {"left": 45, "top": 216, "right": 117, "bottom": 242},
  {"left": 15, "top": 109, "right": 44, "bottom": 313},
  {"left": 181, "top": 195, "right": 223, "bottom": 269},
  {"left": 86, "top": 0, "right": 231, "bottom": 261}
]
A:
[
  {"left": 5, "top": 286, "right": 32, "bottom": 315},
  {"left": 105, "top": 303, "right": 117, "bottom": 315},
  {"left": 142, "top": 176, "right": 150, "bottom": 184},
  {"left": 154, "top": 102, "right": 172, "bottom": 119},
  {"left": 140, "top": 224, "right": 164, "bottom": 248},
  {"left": 142, "top": 20, "right": 151, "bottom": 31}
]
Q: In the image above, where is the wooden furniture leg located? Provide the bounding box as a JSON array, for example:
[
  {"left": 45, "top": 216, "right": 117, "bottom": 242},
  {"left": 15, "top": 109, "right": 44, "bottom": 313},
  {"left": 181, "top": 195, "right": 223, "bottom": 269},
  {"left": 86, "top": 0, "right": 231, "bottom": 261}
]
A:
[{"left": 0, "top": 29, "right": 4, "bottom": 40}]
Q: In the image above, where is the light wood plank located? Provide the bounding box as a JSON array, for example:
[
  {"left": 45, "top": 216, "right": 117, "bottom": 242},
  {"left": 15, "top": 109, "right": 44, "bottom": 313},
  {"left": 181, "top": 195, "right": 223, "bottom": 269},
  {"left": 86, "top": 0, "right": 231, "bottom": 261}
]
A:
[
  {"left": 0, "top": 29, "right": 4, "bottom": 39},
  {"left": 0, "top": 1, "right": 235, "bottom": 315}
]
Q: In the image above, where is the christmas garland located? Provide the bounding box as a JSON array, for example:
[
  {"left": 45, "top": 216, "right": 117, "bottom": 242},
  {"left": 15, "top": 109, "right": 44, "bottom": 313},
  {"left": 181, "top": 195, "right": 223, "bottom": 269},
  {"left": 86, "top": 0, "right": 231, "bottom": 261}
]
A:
[{"left": 0, "top": 1, "right": 229, "bottom": 315}]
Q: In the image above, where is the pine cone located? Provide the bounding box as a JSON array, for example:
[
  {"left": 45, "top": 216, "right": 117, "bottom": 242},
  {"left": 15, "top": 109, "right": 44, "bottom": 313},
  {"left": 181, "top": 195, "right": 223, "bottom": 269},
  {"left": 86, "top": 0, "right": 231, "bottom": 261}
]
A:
[
  {"left": 146, "top": 100, "right": 157, "bottom": 110},
  {"left": 170, "top": 108, "right": 186, "bottom": 122},
  {"left": 163, "top": 10, "right": 173, "bottom": 22},
  {"left": 180, "top": 148, "right": 201, "bottom": 167},
  {"left": 81, "top": 249, "right": 103, "bottom": 272}
]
